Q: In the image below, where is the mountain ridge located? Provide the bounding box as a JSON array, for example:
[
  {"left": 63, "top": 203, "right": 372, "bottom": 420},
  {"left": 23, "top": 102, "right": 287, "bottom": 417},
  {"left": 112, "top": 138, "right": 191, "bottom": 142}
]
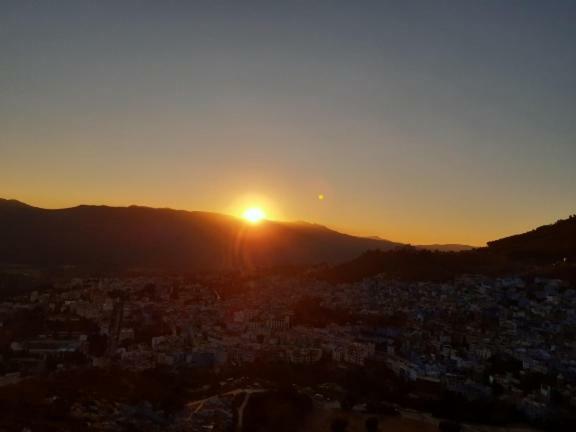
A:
[
  {"left": 4, "top": 199, "right": 567, "bottom": 275},
  {"left": 0, "top": 199, "right": 403, "bottom": 271}
]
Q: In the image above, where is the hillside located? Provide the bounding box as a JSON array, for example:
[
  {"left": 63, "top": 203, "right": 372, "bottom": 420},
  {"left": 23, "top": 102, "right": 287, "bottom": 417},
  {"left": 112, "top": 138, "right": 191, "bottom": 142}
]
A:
[
  {"left": 487, "top": 215, "right": 576, "bottom": 261},
  {"left": 0, "top": 199, "right": 401, "bottom": 271},
  {"left": 323, "top": 215, "right": 576, "bottom": 282}
]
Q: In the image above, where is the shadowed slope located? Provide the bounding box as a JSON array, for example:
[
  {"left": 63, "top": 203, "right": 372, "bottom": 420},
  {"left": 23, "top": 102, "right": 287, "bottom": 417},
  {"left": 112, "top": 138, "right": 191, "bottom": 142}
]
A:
[
  {"left": 322, "top": 215, "right": 576, "bottom": 282},
  {"left": 0, "top": 199, "right": 400, "bottom": 271}
]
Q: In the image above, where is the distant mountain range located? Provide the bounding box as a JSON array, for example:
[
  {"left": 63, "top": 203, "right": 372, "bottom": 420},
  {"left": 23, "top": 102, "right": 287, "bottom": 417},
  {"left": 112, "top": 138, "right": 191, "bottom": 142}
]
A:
[
  {"left": 366, "top": 235, "right": 475, "bottom": 252},
  {"left": 0, "top": 199, "right": 405, "bottom": 271},
  {"left": 416, "top": 244, "right": 476, "bottom": 252},
  {"left": 2, "top": 199, "right": 572, "bottom": 275}
]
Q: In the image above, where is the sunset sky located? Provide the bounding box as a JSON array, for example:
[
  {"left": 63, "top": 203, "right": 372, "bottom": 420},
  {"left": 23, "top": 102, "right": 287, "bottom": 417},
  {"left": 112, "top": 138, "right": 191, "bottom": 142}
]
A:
[{"left": 1, "top": 1, "right": 575, "bottom": 246}]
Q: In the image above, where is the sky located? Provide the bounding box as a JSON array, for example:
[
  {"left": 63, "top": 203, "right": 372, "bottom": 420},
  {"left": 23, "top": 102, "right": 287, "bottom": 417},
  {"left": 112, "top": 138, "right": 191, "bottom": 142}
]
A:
[{"left": 1, "top": 0, "right": 575, "bottom": 246}]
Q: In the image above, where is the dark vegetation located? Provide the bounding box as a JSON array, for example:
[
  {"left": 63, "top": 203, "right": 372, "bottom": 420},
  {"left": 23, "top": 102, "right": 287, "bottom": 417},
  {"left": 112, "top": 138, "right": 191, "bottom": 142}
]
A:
[
  {"left": 0, "top": 270, "right": 49, "bottom": 300},
  {"left": 243, "top": 390, "right": 314, "bottom": 432},
  {"left": 322, "top": 247, "right": 504, "bottom": 282},
  {"left": 1, "top": 358, "right": 573, "bottom": 431},
  {"left": 322, "top": 216, "right": 576, "bottom": 283},
  {"left": 0, "top": 368, "right": 192, "bottom": 431}
]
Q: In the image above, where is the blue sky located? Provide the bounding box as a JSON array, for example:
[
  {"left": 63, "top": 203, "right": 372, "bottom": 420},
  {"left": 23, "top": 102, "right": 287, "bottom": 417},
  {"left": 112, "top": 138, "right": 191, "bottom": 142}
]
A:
[{"left": 1, "top": 0, "right": 575, "bottom": 244}]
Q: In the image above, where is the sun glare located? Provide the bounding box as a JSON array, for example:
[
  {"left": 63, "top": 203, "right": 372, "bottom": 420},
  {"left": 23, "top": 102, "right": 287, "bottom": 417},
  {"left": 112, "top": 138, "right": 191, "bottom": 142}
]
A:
[{"left": 242, "top": 207, "right": 266, "bottom": 224}]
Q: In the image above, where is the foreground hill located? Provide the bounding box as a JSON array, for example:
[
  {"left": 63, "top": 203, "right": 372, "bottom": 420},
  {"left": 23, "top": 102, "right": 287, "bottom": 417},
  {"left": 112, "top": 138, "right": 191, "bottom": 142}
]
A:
[
  {"left": 0, "top": 199, "right": 401, "bottom": 271},
  {"left": 487, "top": 215, "right": 576, "bottom": 262},
  {"left": 324, "top": 215, "right": 576, "bottom": 282}
]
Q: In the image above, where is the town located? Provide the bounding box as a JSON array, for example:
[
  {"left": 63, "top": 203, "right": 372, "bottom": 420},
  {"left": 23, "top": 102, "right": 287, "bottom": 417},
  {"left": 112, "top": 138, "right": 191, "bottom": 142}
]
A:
[{"left": 1, "top": 271, "right": 574, "bottom": 431}]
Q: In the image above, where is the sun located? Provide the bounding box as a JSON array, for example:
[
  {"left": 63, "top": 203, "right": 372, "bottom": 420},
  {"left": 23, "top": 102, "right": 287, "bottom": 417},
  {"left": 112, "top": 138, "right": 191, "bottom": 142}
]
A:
[{"left": 242, "top": 207, "right": 266, "bottom": 224}]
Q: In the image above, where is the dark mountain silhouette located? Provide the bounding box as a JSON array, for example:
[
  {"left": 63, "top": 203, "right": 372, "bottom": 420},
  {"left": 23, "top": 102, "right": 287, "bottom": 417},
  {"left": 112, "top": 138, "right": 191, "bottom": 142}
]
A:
[
  {"left": 487, "top": 215, "right": 576, "bottom": 262},
  {"left": 2, "top": 199, "right": 572, "bottom": 278},
  {"left": 0, "top": 198, "right": 33, "bottom": 209},
  {"left": 416, "top": 244, "right": 476, "bottom": 252},
  {"left": 323, "top": 216, "right": 576, "bottom": 282},
  {"left": 0, "top": 199, "right": 402, "bottom": 271},
  {"left": 322, "top": 247, "right": 503, "bottom": 283},
  {"left": 364, "top": 237, "right": 475, "bottom": 251}
]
